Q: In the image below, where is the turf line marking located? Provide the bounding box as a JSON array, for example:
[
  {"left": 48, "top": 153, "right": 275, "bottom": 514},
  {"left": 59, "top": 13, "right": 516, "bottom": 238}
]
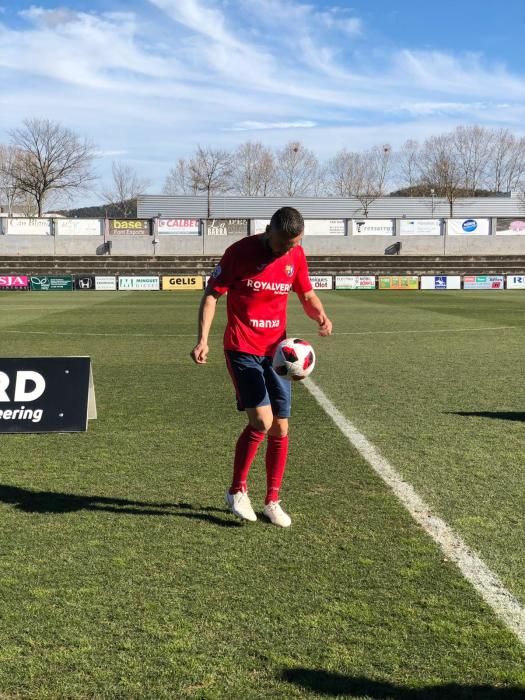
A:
[
  {"left": 1, "top": 325, "right": 518, "bottom": 338},
  {"left": 304, "top": 377, "right": 525, "bottom": 646}
]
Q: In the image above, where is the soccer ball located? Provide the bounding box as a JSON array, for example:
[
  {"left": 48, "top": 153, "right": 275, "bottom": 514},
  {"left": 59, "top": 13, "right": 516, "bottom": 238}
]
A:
[{"left": 272, "top": 338, "right": 316, "bottom": 381}]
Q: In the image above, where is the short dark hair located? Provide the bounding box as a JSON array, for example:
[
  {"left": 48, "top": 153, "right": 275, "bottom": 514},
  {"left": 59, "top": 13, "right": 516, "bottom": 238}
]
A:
[{"left": 269, "top": 207, "right": 304, "bottom": 239}]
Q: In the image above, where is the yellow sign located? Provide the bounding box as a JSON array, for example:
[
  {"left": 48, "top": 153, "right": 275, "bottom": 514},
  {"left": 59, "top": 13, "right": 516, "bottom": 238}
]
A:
[
  {"left": 379, "top": 276, "right": 419, "bottom": 290},
  {"left": 162, "top": 276, "right": 204, "bottom": 291}
]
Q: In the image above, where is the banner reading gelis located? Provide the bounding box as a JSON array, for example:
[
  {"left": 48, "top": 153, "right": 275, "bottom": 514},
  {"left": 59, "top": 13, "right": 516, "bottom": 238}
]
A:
[
  {"left": 162, "top": 276, "right": 204, "bottom": 290},
  {"left": 0, "top": 275, "right": 30, "bottom": 291},
  {"left": 379, "top": 276, "right": 419, "bottom": 290},
  {"left": 31, "top": 276, "right": 74, "bottom": 291}
]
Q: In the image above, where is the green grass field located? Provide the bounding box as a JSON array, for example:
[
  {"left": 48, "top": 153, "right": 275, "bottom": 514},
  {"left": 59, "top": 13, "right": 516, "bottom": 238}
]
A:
[{"left": 1, "top": 290, "right": 524, "bottom": 699}]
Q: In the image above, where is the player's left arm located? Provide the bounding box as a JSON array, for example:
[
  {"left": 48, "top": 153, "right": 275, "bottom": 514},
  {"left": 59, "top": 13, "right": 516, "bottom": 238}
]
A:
[{"left": 298, "top": 290, "right": 333, "bottom": 336}]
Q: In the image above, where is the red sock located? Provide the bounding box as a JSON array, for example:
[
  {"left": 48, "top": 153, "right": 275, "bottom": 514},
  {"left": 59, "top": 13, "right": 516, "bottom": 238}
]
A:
[
  {"left": 229, "top": 425, "right": 266, "bottom": 493},
  {"left": 265, "top": 435, "right": 289, "bottom": 504}
]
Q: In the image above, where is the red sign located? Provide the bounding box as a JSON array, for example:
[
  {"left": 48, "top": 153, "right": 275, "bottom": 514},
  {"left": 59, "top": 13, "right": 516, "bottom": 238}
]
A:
[{"left": 0, "top": 276, "right": 29, "bottom": 290}]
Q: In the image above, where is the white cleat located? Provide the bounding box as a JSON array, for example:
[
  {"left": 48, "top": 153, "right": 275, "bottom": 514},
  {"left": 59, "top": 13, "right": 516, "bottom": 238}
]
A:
[
  {"left": 225, "top": 490, "right": 257, "bottom": 522},
  {"left": 263, "top": 500, "right": 292, "bottom": 528}
]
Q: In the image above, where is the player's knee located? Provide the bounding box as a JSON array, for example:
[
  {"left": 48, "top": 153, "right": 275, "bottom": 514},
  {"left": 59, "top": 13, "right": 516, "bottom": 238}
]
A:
[
  {"left": 249, "top": 416, "right": 272, "bottom": 433},
  {"left": 269, "top": 419, "right": 288, "bottom": 437}
]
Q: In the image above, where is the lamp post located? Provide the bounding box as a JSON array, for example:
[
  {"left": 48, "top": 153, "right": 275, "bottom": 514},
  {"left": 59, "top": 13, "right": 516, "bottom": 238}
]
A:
[
  {"left": 430, "top": 188, "right": 435, "bottom": 218},
  {"left": 153, "top": 212, "right": 161, "bottom": 257}
]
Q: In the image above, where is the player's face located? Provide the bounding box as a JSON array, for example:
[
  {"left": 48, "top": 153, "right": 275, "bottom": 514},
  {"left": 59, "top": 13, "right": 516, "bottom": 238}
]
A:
[{"left": 268, "top": 230, "right": 304, "bottom": 256}]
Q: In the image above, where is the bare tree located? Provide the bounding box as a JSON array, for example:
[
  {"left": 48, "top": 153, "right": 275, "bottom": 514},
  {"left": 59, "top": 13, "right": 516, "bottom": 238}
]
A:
[
  {"left": 102, "top": 160, "right": 150, "bottom": 218},
  {"left": 188, "top": 146, "right": 233, "bottom": 217},
  {"left": 163, "top": 158, "right": 199, "bottom": 195},
  {"left": 231, "top": 142, "right": 275, "bottom": 196},
  {"left": 397, "top": 139, "right": 421, "bottom": 190},
  {"left": 419, "top": 133, "right": 462, "bottom": 216},
  {"left": 452, "top": 125, "right": 493, "bottom": 195},
  {"left": 9, "top": 118, "right": 97, "bottom": 216},
  {"left": 274, "top": 141, "right": 321, "bottom": 196},
  {"left": 487, "top": 129, "right": 525, "bottom": 193},
  {"left": 325, "top": 149, "right": 365, "bottom": 197},
  {"left": 0, "top": 145, "right": 24, "bottom": 215},
  {"left": 354, "top": 145, "right": 392, "bottom": 216}
]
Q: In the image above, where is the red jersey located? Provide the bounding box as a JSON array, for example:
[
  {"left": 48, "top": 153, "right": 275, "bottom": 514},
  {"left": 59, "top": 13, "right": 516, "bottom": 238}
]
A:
[{"left": 207, "top": 234, "right": 312, "bottom": 355}]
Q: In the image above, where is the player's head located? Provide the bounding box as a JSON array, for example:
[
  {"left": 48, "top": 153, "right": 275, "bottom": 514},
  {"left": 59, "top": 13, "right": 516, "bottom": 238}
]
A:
[{"left": 267, "top": 207, "right": 304, "bottom": 256}]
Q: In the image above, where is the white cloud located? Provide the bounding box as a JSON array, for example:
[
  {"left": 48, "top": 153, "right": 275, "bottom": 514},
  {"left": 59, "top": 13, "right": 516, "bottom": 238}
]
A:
[
  {"left": 1, "top": 0, "right": 525, "bottom": 207},
  {"left": 228, "top": 120, "right": 317, "bottom": 131}
]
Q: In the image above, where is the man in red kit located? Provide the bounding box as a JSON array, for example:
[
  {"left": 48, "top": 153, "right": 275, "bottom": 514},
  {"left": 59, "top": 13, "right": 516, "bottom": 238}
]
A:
[{"left": 191, "top": 207, "right": 332, "bottom": 527}]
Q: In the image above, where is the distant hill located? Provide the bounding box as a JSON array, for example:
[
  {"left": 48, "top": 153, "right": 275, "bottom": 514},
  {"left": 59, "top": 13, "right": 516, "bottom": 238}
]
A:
[
  {"left": 389, "top": 186, "right": 501, "bottom": 198},
  {"left": 49, "top": 199, "right": 137, "bottom": 218}
]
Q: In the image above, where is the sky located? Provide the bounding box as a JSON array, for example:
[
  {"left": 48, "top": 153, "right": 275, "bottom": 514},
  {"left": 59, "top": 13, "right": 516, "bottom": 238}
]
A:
[{"left": 1, "top": 0, "right": 525, "bottom": 205}]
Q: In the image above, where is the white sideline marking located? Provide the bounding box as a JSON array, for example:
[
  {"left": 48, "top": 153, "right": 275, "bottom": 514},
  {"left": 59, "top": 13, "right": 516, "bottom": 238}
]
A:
[
  {"left": 304, "top": 378, "right": 525, "bottom": 646},
  {"left": 1, "top": 325, "right": 518, "bottom": 339}
]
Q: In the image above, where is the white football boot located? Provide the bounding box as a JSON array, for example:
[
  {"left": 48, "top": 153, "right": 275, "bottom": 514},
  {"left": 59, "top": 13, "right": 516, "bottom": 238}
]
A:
[
  {"left": 263, "top": 500, "right": 292, "bottom": 528},
  {"left": 225, "top": 490, "right": 257, "bottom": 522}
]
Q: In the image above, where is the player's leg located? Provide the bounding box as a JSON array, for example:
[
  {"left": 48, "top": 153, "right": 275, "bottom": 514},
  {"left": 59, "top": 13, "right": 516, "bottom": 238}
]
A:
[
  {"left": 262, "top": 360, "right": 292, "bottom": 527},
  {"left": 224, "top": 352, "right": 272, "bottom": 521}
]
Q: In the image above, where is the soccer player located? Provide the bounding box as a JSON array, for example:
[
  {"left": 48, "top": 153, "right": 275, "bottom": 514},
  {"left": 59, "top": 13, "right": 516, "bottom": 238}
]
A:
[{"left": 191, "top": 207, "right": 332, "bottom": 527}]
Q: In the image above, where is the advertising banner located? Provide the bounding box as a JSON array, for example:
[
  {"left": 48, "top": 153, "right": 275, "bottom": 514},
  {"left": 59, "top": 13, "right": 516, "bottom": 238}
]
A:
[
  {"left": 0, "top": 357, "right": 96, "bottom": 433},
  {"left": 95, "top": 276, "right": 117, "bottom": 291},
  {"left": 158, "top": 219, "right": 200, "bottom": 235},
  {"left": 420, "top": 275, "right": 461, "bottom": 290},
  {"left": 309, "top": 276, "right": 333, "bottom": 290},
  {"left": 463, "top": 275, "right": 504, "bottom": 289},
  {"left": 206, "top": 219, "right": 248, "bottom": 236},
  {"left": 0, "top": 275, "right": 30, "bottom": 291},
  {"left": 109, "top": 219, "right": 150, "bottom": 235},
  {"left": 335, "top": 275, "right": 376, "bottom": 290},
  {"left": 506, "top": 275, "right": 525, "bottom": 289},
  {"left": 496, "top": 218, "right": 525, "bottom": 235},
  {"left": 55, "top": 219, "right": 102, "bottom": 235},
  {"left": 254, "top": 219, "right": 270, "bottom": 235},
  {"left": 399, "top": 219, "right": 442, "bottom": 235},
  {"left": 6, "top": 218, "right": 51, "bottom": 235},
  {"left": 30, "top": 276, "right": 73, "bottom": 291},
  {"left": 448, "top": 219, "right": 490, "bottom": 235},
  {"left": 304, "top": 220, "right": 345, "bottom": 236},
  {"left": 379, "top": 276, "right": 419, "bottom": 290},
  {"left": 75, "top": 276, "right": 95, "bottom": 290},
  {"left": 162, "top": 276, "right": 204, "bottom": 290},
  {"left": 352, "top": 219, "right": 395, "bottom": 235},
  {"left": 118, "top": 276, "right": 160, "bottom": 290}
]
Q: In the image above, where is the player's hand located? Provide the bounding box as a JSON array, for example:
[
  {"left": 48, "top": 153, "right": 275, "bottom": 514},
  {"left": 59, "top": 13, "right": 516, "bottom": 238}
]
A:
[
  {"left": 191, "top": 342, "right": 209, "bottom": 364},
  {"left": 318, "top": 316, "right": 332, "bottom": 336}
]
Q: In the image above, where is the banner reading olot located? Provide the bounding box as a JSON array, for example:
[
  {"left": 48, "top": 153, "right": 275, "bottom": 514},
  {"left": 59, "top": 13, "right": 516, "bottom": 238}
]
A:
[{"left": 162, "top": 276, "right": 204, "bottom": 290}]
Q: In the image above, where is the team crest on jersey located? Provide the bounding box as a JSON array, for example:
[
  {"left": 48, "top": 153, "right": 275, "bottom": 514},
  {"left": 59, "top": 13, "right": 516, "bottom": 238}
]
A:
[{"left": 285, "top": 264, "right": 294, "bottom": 277}]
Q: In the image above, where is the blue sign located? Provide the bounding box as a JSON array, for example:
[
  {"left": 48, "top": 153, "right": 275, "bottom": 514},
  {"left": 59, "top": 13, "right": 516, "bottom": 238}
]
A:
[
  {"left": 435, "top": 276, "right": 447, "bottom": 289},
  {"left": 462, "top": 219, "right": 478, "bottom": 232}
]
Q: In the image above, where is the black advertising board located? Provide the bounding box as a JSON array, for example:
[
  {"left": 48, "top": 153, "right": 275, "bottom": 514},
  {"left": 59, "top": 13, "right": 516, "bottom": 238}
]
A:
[
  {"left": 75, "top": 275, "right": 95, "bottom": 290},
  {"left": 0, "top": 357, "right": 97, "bottom": 433}
]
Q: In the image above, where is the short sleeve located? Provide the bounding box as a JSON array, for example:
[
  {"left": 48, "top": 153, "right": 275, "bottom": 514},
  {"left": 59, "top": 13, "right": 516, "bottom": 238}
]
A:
[
  {"left": 206, "top": 244, "right": 236, "bottom": 295},
  {"left": 292, "top": 248, "right": 312, "bottom": 295}
]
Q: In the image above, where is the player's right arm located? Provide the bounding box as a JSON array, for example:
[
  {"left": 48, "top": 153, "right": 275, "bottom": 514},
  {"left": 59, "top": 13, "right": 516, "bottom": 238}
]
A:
[{"left": 191, "top": 290, "right": 221, "bottom": 364}]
